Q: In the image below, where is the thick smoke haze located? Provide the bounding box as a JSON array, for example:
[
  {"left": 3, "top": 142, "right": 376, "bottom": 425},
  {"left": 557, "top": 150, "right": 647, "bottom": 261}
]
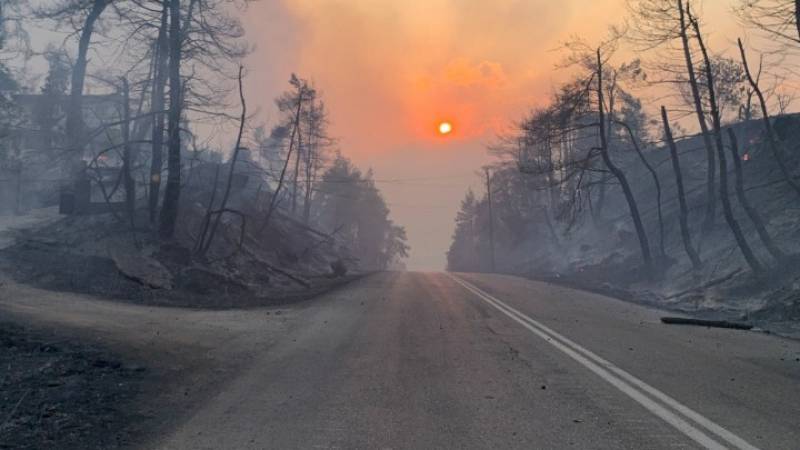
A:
[{"left": 240, "top": 0, "right": 736, "bottom": 270}]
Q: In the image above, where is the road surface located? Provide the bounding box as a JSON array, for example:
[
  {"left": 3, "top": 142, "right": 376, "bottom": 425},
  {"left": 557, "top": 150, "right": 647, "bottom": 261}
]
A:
[
  {"left": 2, "top": 272, "right": 799, "bottom": 449},
  {"left": 158, "top": 272, "right": 798, "bottom": 450}
]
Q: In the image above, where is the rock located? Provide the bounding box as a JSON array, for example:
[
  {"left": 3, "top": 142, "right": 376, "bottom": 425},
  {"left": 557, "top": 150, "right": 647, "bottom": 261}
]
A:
[{"left": 110, "top": 247, "right": 173, "bottom": 290}]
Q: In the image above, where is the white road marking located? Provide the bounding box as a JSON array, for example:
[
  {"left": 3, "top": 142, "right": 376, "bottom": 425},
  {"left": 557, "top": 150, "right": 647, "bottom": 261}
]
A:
[{"left": 447, "top": 274, "right": 760, "bottom": 450}]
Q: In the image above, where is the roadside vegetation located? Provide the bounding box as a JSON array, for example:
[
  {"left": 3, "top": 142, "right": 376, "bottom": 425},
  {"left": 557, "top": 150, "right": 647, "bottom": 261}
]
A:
[
  {"left": 0, "top": 0, "right": 409, "bottom": 305},
  {"left": 447, "top": 0, "right": 800, "bottom": 330},
  {"left": 0, "top": 2, "right": 409, "bottom": 446}
]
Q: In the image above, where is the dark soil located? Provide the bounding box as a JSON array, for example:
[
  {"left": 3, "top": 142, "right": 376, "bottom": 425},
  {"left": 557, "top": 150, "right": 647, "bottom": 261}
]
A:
[
  {"left": 0, "top": 322, "right": 148, "bottom": 449},
  {"left": 0, "top": 242, "right": 147, "bottom": 302}
]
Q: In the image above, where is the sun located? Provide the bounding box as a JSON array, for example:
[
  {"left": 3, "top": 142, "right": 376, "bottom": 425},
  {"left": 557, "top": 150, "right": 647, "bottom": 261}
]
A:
[{"left": 438, "top": 121, "right": 453, "bottom": 135}]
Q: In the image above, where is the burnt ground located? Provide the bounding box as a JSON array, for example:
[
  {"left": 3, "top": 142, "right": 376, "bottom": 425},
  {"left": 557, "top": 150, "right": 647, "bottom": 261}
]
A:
[
  {"left": 525, "top": 253, "right": 800, "bottom": 339},
  {"left": 0, "top": 239, "right": 365, "bottom": 310},
  {"left": 483, "top": 119, "right": 800, "bottom": 339},
  {"left": 0, "top": 208, "right": 369, "bottom": 449},
  {"left": 0, "top": 276, "right": 316, "bottom": 450},
  {"left": 0, "top": 322, "right": 149, "bottom": 450}
]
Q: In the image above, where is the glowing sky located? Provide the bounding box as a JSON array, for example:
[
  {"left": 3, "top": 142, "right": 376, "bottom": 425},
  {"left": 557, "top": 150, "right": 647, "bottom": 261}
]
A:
[{"left": 241, "top": 0, "right": 741, "bottom": 270}]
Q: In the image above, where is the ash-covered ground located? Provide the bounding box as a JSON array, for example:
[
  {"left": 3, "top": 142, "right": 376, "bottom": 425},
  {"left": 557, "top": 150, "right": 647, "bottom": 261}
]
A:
[{"left": 0, "top": 322, "right": 147, "bottom": 450}]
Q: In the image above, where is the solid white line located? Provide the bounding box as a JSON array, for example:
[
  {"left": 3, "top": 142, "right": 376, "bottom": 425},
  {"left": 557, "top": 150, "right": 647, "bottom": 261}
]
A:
[
  {"left": 452, "top": 277, "right": 758, "bottom": 450},
  {"left": 447, "top": 274, "right": 760, "bottom": 450}
]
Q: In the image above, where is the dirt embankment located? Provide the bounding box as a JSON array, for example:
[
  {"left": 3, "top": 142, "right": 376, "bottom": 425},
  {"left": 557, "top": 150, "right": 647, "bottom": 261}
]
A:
[
  {"left": 524, "top": 251, "right": 800, "bottom": 339},
  {"left": 0, "top": 238, "right": 363, "bottom": 309},
  {"left": 0, "top": 209, "right": 364, "bottom": 309},
  {"left": 0, "top": 207, "right": 367, "bottom": 449}
]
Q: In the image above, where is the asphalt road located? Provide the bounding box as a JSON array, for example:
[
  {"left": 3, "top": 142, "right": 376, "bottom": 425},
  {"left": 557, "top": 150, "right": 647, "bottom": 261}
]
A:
[{"left": 149, "top": 272, "right": 799, "bottom": 450}]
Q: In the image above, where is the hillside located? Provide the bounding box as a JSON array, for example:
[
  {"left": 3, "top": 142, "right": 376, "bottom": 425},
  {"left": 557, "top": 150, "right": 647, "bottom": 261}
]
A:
[{"left": 448, "top": 114, "right": 800, "bottom": 336}]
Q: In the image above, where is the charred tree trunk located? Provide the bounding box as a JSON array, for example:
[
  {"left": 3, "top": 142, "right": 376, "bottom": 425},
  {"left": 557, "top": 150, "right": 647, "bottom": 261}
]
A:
[
  {"left": 198, "top": 66, "right": 247, "bottom": 256},
  {"left": 149, "top": 2, "right": 169, "bottom": 224},
  {"left": 737, "top": 38, "right": 800, "bottom": 198},
  {"left": 615, "top": 120, "right": 666, "bottom": 259},
  {"left": 303, "top": 121, "right": 314, "bottom": 225},
  {"left": 260, "top": 91, "right": 305, "bottom": 231},
  {"left": 194, "top": 163, "right": 220, "bottom": 254},
  {"left": 662, "top": 106, "right": 702, "bottom": 270},
  {"left": 158, "top": 0, "right": 182, "bottom": 239},
  {"left": 679, "top": 0, "right": 716, "bottom": 230},
  {"left": 727, "top": 128, "right": 786, "bottom": 262},
  {"left": 291, "top": 120, "right": 303, "bottom": 216},
  {"left": 0, "top": 4, "right": 4, "bottom": 49},
  {"left": 594, "top": 76, "right": 616, "bottom": 226},
  {"left": 717, "top": 139, "right": 763, "bottom": 274},
  {"left": 796, "top": 0, "right": 800, "bottom": 42},
  {"left": 691, "top": 11, "right": 764, "bottom": 274},
  {"left": 485, "top": 167, "right": 496, "bottom": 273},
  {"left": 65, "top": 0, "right": 108, "bottom": 176},
  {"left": 596, "top": 49, "right": 653, "bottom": 275},
  {"left": 131, "top": 58, "right": 155, "bottom": 144},
  {"left": 121, "top": 78, "right": 135, "bottom": 221}
]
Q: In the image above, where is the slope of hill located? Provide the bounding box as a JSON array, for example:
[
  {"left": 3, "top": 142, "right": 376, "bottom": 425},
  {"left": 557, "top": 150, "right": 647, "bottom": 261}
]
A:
[{"left": 449, "top": 115, "right": 800, "bottom": 336}]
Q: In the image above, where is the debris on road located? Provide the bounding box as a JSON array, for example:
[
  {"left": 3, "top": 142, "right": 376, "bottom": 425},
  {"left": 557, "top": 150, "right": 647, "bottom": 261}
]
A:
[{"left": 660, "top": 317, "right": 754, "bottom": 330}]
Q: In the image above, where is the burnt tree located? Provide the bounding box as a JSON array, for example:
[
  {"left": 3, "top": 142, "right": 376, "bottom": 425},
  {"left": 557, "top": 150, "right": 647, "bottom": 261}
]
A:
[
  {"left": 737, "top": 38, "right": 800, "bottom": 198},
  {"left": 679, "top": 0, "right": 717, "bottom": 230},
  {"left": 661, "top": 106, "right": 702, "bottom": 270},
  {"left": 690, "top": 9, "right": 764, "bottom": 274},
  {"left": 726, "top": 128, "right": 786, "bottom": 262},
  {"left": 596, "top": 49, "right": 653, "bottom": 275},
  {"left": 158, "top": 0, "right": 183, "bottom": 239},
  {"left": 149, "top": 2, "right": 169, "bottom": 224}
]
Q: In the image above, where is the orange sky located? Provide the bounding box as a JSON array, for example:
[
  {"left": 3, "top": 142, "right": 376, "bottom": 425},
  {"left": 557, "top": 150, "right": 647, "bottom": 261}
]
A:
[{"left": 241, "top": 0, "right": 749, "bottom": 270}]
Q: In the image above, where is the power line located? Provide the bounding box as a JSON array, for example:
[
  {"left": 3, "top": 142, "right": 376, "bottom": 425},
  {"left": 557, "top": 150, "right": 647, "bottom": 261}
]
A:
[{"left": 314, "top": 175, "right": 477, "bottom": 184}]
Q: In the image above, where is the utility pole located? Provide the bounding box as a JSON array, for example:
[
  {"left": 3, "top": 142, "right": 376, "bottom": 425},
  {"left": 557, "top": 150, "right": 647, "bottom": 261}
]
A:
[{"left": 485, "top": 167, "right": 496, "bottom": 273}]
